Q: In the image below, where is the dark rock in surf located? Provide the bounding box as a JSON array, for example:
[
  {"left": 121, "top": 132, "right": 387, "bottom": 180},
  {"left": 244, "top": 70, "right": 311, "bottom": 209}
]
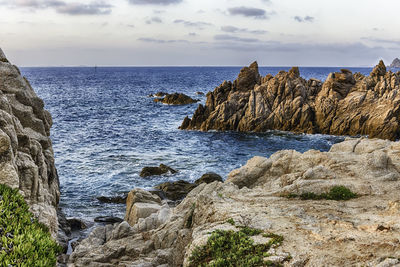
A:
[
  {"left": 154, "top": 93, "right": 199, "bottom": 105},
  {"left": 140, "top": 164, "right": 177, "bottom": 178},
  {"left": 195, "top": 172, "right": 223, "bottom": 185}
]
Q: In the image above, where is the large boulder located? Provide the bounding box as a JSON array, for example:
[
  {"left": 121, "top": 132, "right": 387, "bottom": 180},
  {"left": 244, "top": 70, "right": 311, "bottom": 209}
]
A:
[
  {"left": 0, "top": 48, "right": 59, "bottom": 237},
  {"left": 194, "top": 172, "right": 223, "bottom": 185},
  {"left": 125, "top": 188, "right": 162, "bottom": 226},
  {"left": 180, "top": 60, "right": 400, "bottom": 140}
]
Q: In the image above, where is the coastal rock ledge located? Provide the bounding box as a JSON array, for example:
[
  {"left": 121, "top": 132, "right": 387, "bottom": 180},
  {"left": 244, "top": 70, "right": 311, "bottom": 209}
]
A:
[
  {"left": 0, "top": 49, "right": 59, "bottom": 237},
  {"left": 70, "top": 138, "right": 400, "bottom": 266},
  {"left": 180, "top": 61, "right": 400, "bottom": 140}
]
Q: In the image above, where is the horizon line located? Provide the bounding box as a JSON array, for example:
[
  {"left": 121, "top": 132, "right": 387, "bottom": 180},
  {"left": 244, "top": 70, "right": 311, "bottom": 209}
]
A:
[{"left": 19, "top": 64, "right": 378, "bottom": 68}]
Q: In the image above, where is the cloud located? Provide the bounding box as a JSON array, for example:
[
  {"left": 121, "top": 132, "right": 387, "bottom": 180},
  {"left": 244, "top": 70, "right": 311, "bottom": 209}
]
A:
[
  {"left": 227, "top": 6, "right": 269, "bottom": 19},
  {"left": 188, "top": 32, "right": 197, "bottom": 36},
  {"left": 0, "top": 0, "right": 112, "bottom": 15},
  {"left": 361, "top": 37, "right": 400, "bottom": 46},
  {"left": 221, "top": 25, "right": 268, "bottom": 35},
  {"left": 146, "top": 16, "right": 163, "bottom": 24},
  {"left": 56, "top": 2, "right": 112, "bottom": 15},
  {"left": 174, "top": 19, "right": 213, "bottom": 29},
  {"left": 214, "top": 34, "right": 259, "bottom": 43},
  {"left": 294, "top": 16, "right": 314, "bottom": 23},
  {"left": 128, "top": 0, "right": 181, "bottom": 5},
  {"left": 138, "top": 37, "right": 189, "bottom": 44}
]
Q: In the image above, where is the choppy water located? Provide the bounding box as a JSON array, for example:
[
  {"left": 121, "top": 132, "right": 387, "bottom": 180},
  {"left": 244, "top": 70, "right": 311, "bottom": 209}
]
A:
[{"left": 20, "top": 66, "right": 373, "bottom": 221}]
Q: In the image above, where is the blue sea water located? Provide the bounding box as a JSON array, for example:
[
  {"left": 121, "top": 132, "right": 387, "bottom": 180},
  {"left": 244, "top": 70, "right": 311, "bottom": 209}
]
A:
[{"left": 20, "top": 66, "right": 373, "bottom": 221}]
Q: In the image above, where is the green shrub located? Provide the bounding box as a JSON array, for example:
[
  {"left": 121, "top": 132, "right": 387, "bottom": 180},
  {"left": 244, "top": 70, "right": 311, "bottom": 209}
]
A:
[
  {"left": 188, "top": 226, "right": 286, "bottom": 267},
  {"left": 285, "top": 186, "right": 357, "bottom": 201},
  {"left": 0, "top": 184, "right": 62, "bottom": 266}
]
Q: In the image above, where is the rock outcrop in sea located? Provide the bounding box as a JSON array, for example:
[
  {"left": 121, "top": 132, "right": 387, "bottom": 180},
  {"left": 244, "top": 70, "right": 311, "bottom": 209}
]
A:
[
  {"left": 69, "top": 138, "right": 400, "bottom": 266},
  {"left": 153, "top": 93, "right": 199, "bottom": 105},
  {"left": 0, "top": 49, "right": 59, "bottom": 237},
  {"left": 390, "top": 58, "right": 400, "bottom": 68},
  {"left": 180, "top": 61, "right": 400, "bottom": 140}
]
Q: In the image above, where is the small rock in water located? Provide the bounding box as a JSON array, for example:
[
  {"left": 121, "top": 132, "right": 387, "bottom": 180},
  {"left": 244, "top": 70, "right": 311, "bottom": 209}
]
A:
[
  {"left": 196, "top": 91, "right": 205, "bottom": 95},
  {"left": 97, "top": 195, "right": 127, "bottom": 204},
  {"left": 153, "top": 93, "right": 199, "bottom": 105},
  {"left": 67, "top": 218, "right": 88, "bottom": 231},
  {"left": 140, "top": 164, "right": 177, "bottom": 178},
  {"left": 94, "top": 216, "right": 123, "bottom": 224}
]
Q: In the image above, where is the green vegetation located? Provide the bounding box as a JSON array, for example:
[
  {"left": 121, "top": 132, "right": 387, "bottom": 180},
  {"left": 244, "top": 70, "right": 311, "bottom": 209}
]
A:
[
  {"left": 283, "top": 186, "right": 357, "bottom": 201},
  {"left": 0, "top": 184, "right": 62, "bottom": 266},
  {"left": 189, "top": 218, "right": 287, "bottom": 267},
  {"left": 226, "top": 218, "right": 235, "bottom": 226}
]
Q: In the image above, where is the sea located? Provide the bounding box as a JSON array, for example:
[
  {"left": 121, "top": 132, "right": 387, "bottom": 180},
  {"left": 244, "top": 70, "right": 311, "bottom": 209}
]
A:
[{"left": 20, "top": 66, "right": 375, "bottom": 222}]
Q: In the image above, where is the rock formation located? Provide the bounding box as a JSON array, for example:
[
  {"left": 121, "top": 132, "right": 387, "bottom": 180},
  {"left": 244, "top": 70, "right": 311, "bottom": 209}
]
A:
[
  {"left": 140, "top": 164, "right": 177, "bottom": 177},
  {"left": 0, "top": 49, "right": 59, "bottom": 237},
  {"left": 153, "top": 93, "right": 200, "bottom": 105},
  {"left": 390, "top": 58, "right": 400, "bottom": 68},
  {"left": 69, "top": 138, "right": 400, "bottom": 266},
  {"left": 180, "top": 60, "right": 400, "bottom": 141}
]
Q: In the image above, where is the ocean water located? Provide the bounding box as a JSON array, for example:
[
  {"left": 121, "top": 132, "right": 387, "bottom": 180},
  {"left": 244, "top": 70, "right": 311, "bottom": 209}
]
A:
[{"left": 20, "top": 66, "right": 373, "bottom": 221}]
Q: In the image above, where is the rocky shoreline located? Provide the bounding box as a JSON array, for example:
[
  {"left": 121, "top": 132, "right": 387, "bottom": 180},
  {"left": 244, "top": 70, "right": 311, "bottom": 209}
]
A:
[
  {"left": 180, "top": 61, "right": 400, "bottom": 141},
  {"left": 69, "top": 137, "right": 400, "bottom": 266}
]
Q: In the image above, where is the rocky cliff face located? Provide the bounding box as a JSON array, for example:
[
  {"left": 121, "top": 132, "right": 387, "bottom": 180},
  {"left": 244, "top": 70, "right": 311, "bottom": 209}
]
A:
[
  {"left": 69, "top": 138, "right": 400, "bottom": 266},
  {"left": 390, "top": 58, "right": 400, "bottom": 68},
  {"left": 180, "top": 61, "right": 400, "bottom": 140},
  {"left": 0, "top": 49, "right": 59, "bottom": 237}
]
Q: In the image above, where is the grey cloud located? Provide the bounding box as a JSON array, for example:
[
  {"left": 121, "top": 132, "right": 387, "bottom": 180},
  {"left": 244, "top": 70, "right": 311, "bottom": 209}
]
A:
[
  {"left": 0, "top": 0, "right": 112, "bottom": 15},
  {"left": 214, "top": 34, "right": 259, "bottom": 43},
  {"left": 128, "top": 0, "right": 181, "bottom": 5},
  {"left": 294, "top": 16, "right": 314, "bottom": 23},
  {"left": 174, "top": 19, "right": 213, "bottom": 29},
  {"left": 56, "top": 2, "right": 112, "bottom": 15},
  {"left": 221, "top": 25, "right": 268, "bottom": 35},
  {"left": 228, "top": 6, "right": 269, "bottom": 19},
  {"left": 138, "top": 37, "right": 189, "bottom": 44},
  {"left": 188, "top": 32, "right": 197, "bottom": 36},
  {"left": 361, "top": 37, "right": 400, "bottom": 46},
  {"left": 146, "top": 16, "right": 163, "bottom": 24}
]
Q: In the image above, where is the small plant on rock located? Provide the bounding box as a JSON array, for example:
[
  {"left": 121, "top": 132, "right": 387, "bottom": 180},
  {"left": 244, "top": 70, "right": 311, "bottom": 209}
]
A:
[{"left": 0, "top": 184, "right": 62, "bottom": 266}]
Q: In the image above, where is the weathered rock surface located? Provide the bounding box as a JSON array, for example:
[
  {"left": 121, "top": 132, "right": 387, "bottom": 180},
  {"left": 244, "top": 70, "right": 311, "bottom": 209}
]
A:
[
  {"left": 0, "top": 48, "right": 59, "bottom": 237},
  {"left": 154, "top": 93, "right": 199, "bottom": 105},
  {"left": 125, "top": 188, "right": 162, "bottom": 226},
  {"left": 69, "top": 138, "right": 400, "bottom": 266},
  {"left": 390, "top": 58, "right": 400, "bottom": 68},
  {"left": 140, "top": 164, "right": 177, "bottom": 177},
  {"left": 180, "top": 60, "right": 400, "bottom": 141}
]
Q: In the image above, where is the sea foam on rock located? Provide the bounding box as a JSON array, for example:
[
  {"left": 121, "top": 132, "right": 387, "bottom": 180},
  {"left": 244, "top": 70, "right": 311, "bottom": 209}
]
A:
[
  {"left": 69, "top": 138, "right": 400, "bottom": 266},
  {"left": 0, "top": 48, "right": 59, "bottom": 237},
  {"left": 180, "top": 60, "right": 400, "bottom": 141}
]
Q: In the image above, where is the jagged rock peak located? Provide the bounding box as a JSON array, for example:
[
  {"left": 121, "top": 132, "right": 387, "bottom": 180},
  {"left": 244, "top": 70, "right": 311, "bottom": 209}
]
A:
[
  {"left": 371, "top": 59, "right": 387, "bottom": 77},
  {"left": 288, "top": 66, "right": 300, "bottom": 78},
  {"left": 390, "top": 58, "right": 400, "bottom": 68},
  {"left": 0, "top": 48, "right": 8, "bottom": 63},
  {"left": 249, "top": 61, "right": 258, "bottom": 71}
]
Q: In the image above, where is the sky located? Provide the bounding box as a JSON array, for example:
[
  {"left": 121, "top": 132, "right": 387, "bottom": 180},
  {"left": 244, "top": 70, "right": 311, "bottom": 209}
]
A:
[{"left": 0, "top": 0, "right": 399, "bottom": 67}]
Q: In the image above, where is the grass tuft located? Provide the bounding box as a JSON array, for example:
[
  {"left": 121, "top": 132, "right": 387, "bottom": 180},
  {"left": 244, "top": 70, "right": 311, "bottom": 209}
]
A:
[{"left": 284, "top": 186, "right": 357, "bottom": 201}]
